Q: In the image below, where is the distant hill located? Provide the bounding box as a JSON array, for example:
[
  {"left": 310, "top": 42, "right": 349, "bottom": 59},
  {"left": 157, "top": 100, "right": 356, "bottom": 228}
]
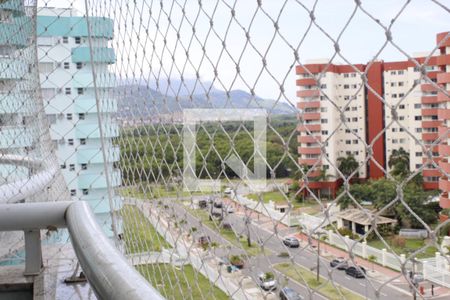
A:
[{"left": 116, "top": 82, "right": 297, "bottom": 122}]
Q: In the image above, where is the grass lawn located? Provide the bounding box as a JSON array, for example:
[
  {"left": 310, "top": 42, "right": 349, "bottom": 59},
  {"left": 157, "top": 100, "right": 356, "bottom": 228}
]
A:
[
  {"left": 246, "top": 191, "right": 321, "bottom": 212},
  {"left": 137, "top": 264, "right": 228, "bottom": 300},
  {"left": 275, "top": 263, "right": 364, "bottom": 300},
  {"left": 121, "top": 205, "right": 171, "bottom": 253},
  {"left": 187, "top": 207, "right": 270, "bottom": 256},
  {"left": 367, "top": 237, "right": 437, "bottom": 259},
  {"left": 120, "top": 185, "right": 208, "bottom": 200}
]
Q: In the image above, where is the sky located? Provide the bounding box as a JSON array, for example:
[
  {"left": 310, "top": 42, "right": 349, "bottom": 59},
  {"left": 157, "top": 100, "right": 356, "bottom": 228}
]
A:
[{"left": 41, "top": 0, "right": 449, "bottom": 106}]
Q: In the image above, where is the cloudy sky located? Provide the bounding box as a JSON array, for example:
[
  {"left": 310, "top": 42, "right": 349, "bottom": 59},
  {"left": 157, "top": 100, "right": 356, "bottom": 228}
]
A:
[{"left": 42, "top": 0, "right": 449, "bottom": 106}]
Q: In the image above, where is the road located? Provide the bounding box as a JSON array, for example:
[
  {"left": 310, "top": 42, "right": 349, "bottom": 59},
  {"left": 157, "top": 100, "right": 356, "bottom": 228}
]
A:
[{"left": 154, "top": 197, "right": 417, "bottom": 300}]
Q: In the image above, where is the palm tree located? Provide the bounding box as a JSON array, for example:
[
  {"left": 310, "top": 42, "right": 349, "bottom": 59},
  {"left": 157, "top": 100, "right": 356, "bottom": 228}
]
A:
[
  {"left": 388, "top": 147, "right": 410, "bottom": 179},
  {"left": 311, "top": 166, "right": 334, "bottom": 199},
  {"left": 337, "top": 155, "right": 359, "bottom": 179}
]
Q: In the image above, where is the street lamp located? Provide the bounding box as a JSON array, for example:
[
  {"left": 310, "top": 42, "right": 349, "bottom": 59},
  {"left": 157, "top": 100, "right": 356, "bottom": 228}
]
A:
[{"left": 315, "top": 231, "right": 326, "bottom": 282}]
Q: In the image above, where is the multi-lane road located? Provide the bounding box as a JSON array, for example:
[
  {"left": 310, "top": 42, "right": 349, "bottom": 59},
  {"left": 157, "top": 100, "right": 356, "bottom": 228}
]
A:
[{"left": 156, "top": 196, "right": 420, "bottom": 300}]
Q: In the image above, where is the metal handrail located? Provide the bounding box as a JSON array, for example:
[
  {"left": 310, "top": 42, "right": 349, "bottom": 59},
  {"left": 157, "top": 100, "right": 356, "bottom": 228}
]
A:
[{"left": 0, "top": 201, "right": 165, "bottom": 300}]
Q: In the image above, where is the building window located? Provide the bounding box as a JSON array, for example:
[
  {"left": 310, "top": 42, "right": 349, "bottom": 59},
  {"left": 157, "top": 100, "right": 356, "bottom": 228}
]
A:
[
  {"left": 392, "top": 139, "right": 398, "bottom": 144},
  {"left": 321, "top": 130, "right": 328, "bottom": 135},
  {"left": 80, "top": 138, "right": 86, "bottom": 145},
  {"left": 398, "top": 82, "right": 404, "bottom": 87},
  {"left": 77, "top": 88, "right": 84, "bottom": 95},
  {"left": 60, "top": 164, "right": 66, "bottom": 169},
  {"left": 352, "top": 117, "right": 358, "bottom": 122},
  {"left": 345, "top": 140, "right": 351, "bottom": 144},
  {"left": 81, "top": 164, "right": 87, "bottom": 170},
  {"left": 416, "top": 128, "right": 422, "bottom": 133},
  {"left": 320, "top": 107, "right": 327, "bottom": 112},
  {"left": 62, "top": 36, "right": 69, "bottom": 43},
  {"left": 351, "top": 84, "right": 357, "bottom": 89},
  {"left": 391, "top": 82, "right": 396, "bottom": 87},
  {"left": 416, "top": 164, "right": 422, "bottom": 168},
  {"left": 319, "top": 96, "right": 326, "bottom": 101},
  {"left": 351, "top": 73, "right": 357, "bottom": 78},
  {"left": 82, "top": 189, "right": 89, "bottom": 195},
  {"left": 343, "top": 84, "right": 349, "bottom": 89},
  {"left": 351, "top": 107, "right": 357, "bottom": 111},
  {"left": 70, "top": 189, "right": 76, "bottom": 196},
  {"left": 414, "top": 104, "right": 421, "bottom": 109},
  {"left": 69, "top": 164, "right": 75, "bottom": 171},
  {"left": 399, "top": 93, "right": 405, "bottom": 98},
  {"left": 398, "top": 70, "right": 404, "bottom": 75},
  {"left": 63, "top": 62, "right": 70, "bottom": 69},
  {"left": 75, "top": 37, "right": 81, "bottom": 44},
  {"left": 79, "top": 113, "right": 85, "bottom": 120},
  {"left": 320, "top": 84, "right": 326, "bottom": 89},
  {"left": 392, "top": 128, "right": 397, "bottom": 132},
  {"left": 65, "top": 87, "right": 71, "bottom": 95},
  {"left": 343, "top": 73, "right": 349, "bottom": 78},
  {"left": 68, "top": 138, "right": 74, "bottom": 145},
  {"left": 414, "top": 116, "right": 422, "bottom": 121},
  {"left": 76, "top": 62, "right": 83, "bottom": 70},
  {"left": 399, "top": 104, "right": 405, "bottom": 109},
  {"left": 399, "top": 128, "right": 404, "bottom": 132},
  {"left": 399, "top": 116, "right": 405, "bottom": 120},
  {"left": 353, "top": 140, "right": 358, "bottom": 144},
  {"left": 390, "top": 71, "right": 396, "bottom": 75},
  {"left": 392, "top": 94, "right": 397, "bottom": 98},
  {"left": 67, "top": 113, "right": 73, "bottom": 120},
  {"left": 320, "top": 119, "right": 328, "bottom": 124},
  {"left": 416, "top": 152, "right": 423, "bottom": 157}
]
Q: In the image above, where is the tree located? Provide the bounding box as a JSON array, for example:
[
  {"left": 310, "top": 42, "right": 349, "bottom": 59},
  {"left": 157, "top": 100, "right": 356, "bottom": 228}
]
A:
[
  {"left": 388, "top": 147, "right": 410, "bottom": 179},
  {"left": 368, "top": 255, "right": 377, "bottom": 272},
  {"left": 337, "top": 155, "right": 359, "bottom": 179}
]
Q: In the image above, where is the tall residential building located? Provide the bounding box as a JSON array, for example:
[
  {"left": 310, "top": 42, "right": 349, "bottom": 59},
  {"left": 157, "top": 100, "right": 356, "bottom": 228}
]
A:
[
  {"left": 296, "top": 31, "right": 449, "bottom": 198},
  {"left": 36, "top": 8, "right": 121, "bottom": 236}
]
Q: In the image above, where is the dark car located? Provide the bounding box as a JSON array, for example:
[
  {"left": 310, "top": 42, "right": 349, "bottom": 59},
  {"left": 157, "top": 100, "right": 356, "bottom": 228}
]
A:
[
  {"left": 280, "top": 287, "right": 303, "bottom": 300},
  {"left": 283, "top": 237, "right": 300, "bottom": 248},
  {"left": 213, "top": 201, "right": 223, "bottom": 208},
  {"left": 330, "top": 257, "right": 348, "bottom": 270},
  {"left": 345, "top": 266, "right": 366, "bottom": 278},
  {"left": 198, "top": 236, "right": 211, "bottom": 245}
]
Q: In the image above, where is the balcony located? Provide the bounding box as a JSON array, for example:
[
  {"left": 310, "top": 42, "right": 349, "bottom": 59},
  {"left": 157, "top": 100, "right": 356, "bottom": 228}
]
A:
[
  {"left": 0, "top": 126, "right": 32, "bottom": 149},
  {"left": 421, "top": 96, "right": 438, "bottom": 104},
  {"left": 297, "top": 124, "right": 321, "bottom": 132},
  {"left": 0, "top": 58, "right": 28, "bottom": 80},
  {"left": 302, "top": 112, "right": 321, "bottom": 120},
  {"left": 72, "top": 47, "right": 116, "bottom": 64},
  {"left": 77, "top": 146, "right": 120, "bottom": 164},
  {"left": 439, "top": 177, "right": 450, "bottom": 192},
  {"left": 75, "top": 122, "right": 119, "bottom": 139},
  {"left": 421, "top": 108, "right": 438, "bottom": 117},
  {"left": 0, "top": 16, "right": 31, "bottom": 47},
  {"left": 0, "top": 0, "right": 24, "bottom": 14},
  {"left": 297, "top": 89, "right": 320, "bottom": 97},
  {"left": 297, "top": 101, "right": 320, "bottom": 109},
  {"left": 296, "top": 78, "right": 317, "bottom": 86},
  {"left": 77, "top": 170, "right": 121, "bottom": 189},
  {"left": 0, "top": 93, "right": 32, "bottom": 113},
  {"left": 74, "top": 96, "right": 117, "bottom": 114},
  {"left": 298, "top": 135, "right": 321, "bottom": 143},
  {"left": 298, "top": 147, "right": 321, "bottom": 155},
  {"left": 37, "top": 16, "right": 113, "bottom": 39},
  {"left": 422, "top": 120, "right": 441, "bottom": 128},
  {"left": 437, "top": 73, "right": 450, "bottom": 84},
  {"left": 72, "top": 72, "right": 116, "bottom": 88}
]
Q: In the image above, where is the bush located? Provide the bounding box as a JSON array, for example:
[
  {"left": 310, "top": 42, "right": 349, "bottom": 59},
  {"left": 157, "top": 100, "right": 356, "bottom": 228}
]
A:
[
  {"left": 221, "top": 222, "right": 232, "bottom": 230},
  {"left": 264, "top": 272, "right": 275, "bottom": 281},
  {"left": 278, "top": 252, "right": 290, "bottom": 258},
  {"left": 229, "top": 255, "right": 244, "bottom": 269},
  {"left": 337, "top": 227, "right": 358, "bottom": 239},
  {"left": 391, "top": 235, "right": 406, "bottom": 248}
]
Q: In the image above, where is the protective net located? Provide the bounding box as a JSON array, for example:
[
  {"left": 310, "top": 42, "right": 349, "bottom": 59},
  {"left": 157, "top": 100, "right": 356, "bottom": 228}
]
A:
[{"left": 1, "top": 0, "right": 450, "bottom": 299}]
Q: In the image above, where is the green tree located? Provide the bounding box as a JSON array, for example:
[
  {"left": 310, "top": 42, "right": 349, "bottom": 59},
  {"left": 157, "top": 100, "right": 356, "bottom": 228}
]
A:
[
  {"left": 337, "top": 155, "right": 359, "bottom": 178},
  {"left": 388, "top": 147, "right": 410, "bottom": 179}
]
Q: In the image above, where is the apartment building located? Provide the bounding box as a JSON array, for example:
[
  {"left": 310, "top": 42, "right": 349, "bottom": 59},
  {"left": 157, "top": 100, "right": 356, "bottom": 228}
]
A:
[
  {"left": 36, "top": 8, "right": 122, "bottom": 236},
  {"left": 297, "top": 32, "right": 449, "bottom": 198}
]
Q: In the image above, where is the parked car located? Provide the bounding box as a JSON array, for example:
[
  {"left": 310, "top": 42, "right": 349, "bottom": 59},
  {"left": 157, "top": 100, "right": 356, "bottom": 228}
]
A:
[
  {"left": 330, "top": 257, "right": 348, "bottom": 270},
  {"left": 257, "top": 272, "right": 277, "bottom": 291},
  {"left": 283, "top": 237, "right": 300, "bottom": 248},
  {"left": 213, "top": 201, "right": 223, "bottom": 208},
  {"left": 345, "top": 266, "right": 366, "bottom": 278},
  {"left": 225, "top": 205, "right": 234, "bottom": 213},
  {"left": 198, "top": 199, "right": 207, "bottom": 209},
  {"left": 198, "top": 236, "right": 211, "bottom": 245},
  {"left": 224, "top": 188, "right": 232, "bottom": 194},
  {"left": 279, "top": 287, "right": 303, "bottom": 300}
]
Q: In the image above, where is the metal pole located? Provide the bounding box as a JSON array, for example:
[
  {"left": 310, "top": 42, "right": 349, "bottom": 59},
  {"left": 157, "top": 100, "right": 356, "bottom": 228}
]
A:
[{"left": 317, "top": 235, "right": 321, "bottom": 282}]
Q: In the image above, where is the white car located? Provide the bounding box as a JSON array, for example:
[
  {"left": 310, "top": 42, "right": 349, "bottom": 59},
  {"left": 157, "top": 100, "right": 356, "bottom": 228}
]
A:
[
  {"left": 225, "top": 206, "right": 234, "bottom": 213},
  {"left": 224, "top": 188, "right": 232, "bottom": 194},
  {"left": 257, "top": 272, "right": 277, "bottom": 291}
]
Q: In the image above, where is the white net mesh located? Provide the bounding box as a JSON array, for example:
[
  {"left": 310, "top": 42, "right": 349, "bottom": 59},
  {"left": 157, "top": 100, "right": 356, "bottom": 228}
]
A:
[{"left": 0, "top": 0, "right": 450, "bottom": 299}]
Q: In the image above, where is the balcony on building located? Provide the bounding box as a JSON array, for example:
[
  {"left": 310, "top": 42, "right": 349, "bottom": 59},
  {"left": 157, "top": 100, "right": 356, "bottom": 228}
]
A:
[
  {"left": 71, "top": 47, "right": 116, "bottom": 64},
  {"left": 74, "top": 96, "right": 117, "bottom": 114},
  {"left": 0, "top": 126, "right": 32, "bottom": 148},
  {"left": 72, "top": 71, "right": 116, "bottom": 88},
  {"left": 77, "top": 170, "right": 121, "bottom": 190},
  {"left": 75, "top": 122, "right": 119, "bottom": 139},
  {"left": 77, "top": 146, "right": 120, "bottom": 164}
]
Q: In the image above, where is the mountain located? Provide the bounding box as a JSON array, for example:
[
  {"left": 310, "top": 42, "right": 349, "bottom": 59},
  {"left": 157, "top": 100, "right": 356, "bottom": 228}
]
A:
[{"left": 116, "top": 83, "right": 297, "bottom": 123}]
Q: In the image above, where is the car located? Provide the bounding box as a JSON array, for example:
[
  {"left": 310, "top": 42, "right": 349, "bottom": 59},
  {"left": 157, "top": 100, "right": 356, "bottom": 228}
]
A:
[
  {"left": 283, "top": 237, "right": 300, "bottom": 248},
  {"left": 218, "top": 256, "right": 230, "bottom": 266},
  {"left": 224, "top": 188, "right": 232, "bottom": 194},
  {"left": 213, "top": 201, "right": 223, "bottom": 208},
  {"left": 279, "top": 287, "right": 303, "bottom": 300},
  {"left": 330, "top": 257, "right": 349, "bottom": 270},
  {"left": 225, "top": 205, "right": 234, "bottom": 213},
  {"left": 345, "top": 266, "right": 366, "bottom": 278},
  {"left": 257, "top": 272, "right": 277, "bottom": 291},
  {"left": 198, "top": 236, "right": 211, "bottom": 245}
]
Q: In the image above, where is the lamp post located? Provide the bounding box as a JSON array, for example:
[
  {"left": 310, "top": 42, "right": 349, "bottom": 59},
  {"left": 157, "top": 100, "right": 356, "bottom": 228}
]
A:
[{"left": 316, "top": 231, "right": 326, "bottom": 282}]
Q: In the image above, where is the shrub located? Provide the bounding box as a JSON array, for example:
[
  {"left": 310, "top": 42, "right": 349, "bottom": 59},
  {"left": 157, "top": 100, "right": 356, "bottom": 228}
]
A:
[
  {"left": 278, "top": 252, "right": 290, "bottom": 258},
  {"left": 229, "top": 255, "right": 244, "bottom": 268},
  {"left": 337, "top": 227, "right": 358, "bottom": 239},
  {"left": 391, "top": 235, "right": 406, "bottom": 248},
  {"left": 222, "top": 222, "right": 232, "bottom": 230},
  {"left": 264, "top": 272, "right": 275, "bottom": 281}
]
